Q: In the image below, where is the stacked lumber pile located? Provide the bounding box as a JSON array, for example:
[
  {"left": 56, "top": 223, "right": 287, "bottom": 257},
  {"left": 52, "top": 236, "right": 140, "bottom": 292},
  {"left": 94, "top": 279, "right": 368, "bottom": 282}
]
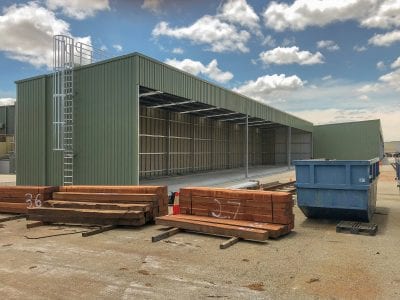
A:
[
  {"left": 0, "top": 186, "right": 58, "bottom": 214},
  {"left": 156, "top": 187, "right": 294, "bottom": 242},
  {"left": 27, "top": 185, "right": 168, "bottom": 226}
]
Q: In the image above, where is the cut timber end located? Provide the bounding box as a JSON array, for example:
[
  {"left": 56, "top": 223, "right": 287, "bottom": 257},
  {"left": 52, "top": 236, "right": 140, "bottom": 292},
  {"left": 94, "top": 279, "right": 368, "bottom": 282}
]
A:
[
  {"left": 220, "top": 237, "right": 240, "bottom": 249},
  {"left": 152, "top": 227, "right": 180, "bottom": 242}
]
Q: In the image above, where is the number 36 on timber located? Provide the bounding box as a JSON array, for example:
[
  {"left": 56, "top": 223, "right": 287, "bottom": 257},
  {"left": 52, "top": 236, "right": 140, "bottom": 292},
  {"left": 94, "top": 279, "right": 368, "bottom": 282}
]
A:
[{"left": 25, "top": 193, "right": 42, "bottom": 208}]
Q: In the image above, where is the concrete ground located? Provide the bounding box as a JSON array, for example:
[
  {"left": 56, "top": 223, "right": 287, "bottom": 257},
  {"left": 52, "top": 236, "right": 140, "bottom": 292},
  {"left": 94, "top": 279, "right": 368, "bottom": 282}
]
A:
[{"left": 0, "top": 165, "right": 399, "bottom": 299}]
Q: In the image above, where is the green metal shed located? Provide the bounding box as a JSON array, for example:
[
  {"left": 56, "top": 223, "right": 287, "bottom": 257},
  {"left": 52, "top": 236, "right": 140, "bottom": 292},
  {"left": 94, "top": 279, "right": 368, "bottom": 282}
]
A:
[
  {"left": 313, "top": 119, "right": 384, "bottom": 160},
  {"left": 15, "top": 52, "right": 313, "bottom": 186}
]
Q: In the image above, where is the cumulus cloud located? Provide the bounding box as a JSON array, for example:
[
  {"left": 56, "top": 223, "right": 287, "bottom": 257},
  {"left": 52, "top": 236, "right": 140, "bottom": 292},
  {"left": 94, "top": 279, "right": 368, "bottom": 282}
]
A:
[
  {"left": 379, "top": 68, "right": 400, "bottom": 90},
  {"left": 259, "top": 46, "right": 324, "bottom": 65},
  {"left": 165, "top": 58, "right": 233, "bottom": 83},
  {"left": 263, "top": 0, "right": 376, "bottom": 31},
  {"left": 0, "top": 98, "right": 16, "bottom": 106},
  {"left": 317, "top": 40, "right": 340, "bottom": 51},
  {"left": 0, "top": 2, "right": 90, "bottom": 68},
  {"left": 218, "top": 0, "right": 260, "bottom": 30},
  {"left": 377, "top": 61, "right": 386, "bottom": 70},
  {"left": 141, "top": 0, "right": 163, "bottom": 14},
  {"left": 391, "top": 56, "right": 400, "bottom": 69},
  {"left": 353, "top": 45, "right": 367, "bottom": 52},
  {"left": 322, "top": 75, "right": 332, "bottom": 81},
  {"left": 361, "top": 0, "right": 400, "bottom": 29},
  {"left": 368, "top": 30, "right": 400, "bottom": 46},
  {"left": 152, "top": 17, "right": 250, "bottom": 53},
  {"left": 233, "top": 74, "right": 304, "bottom": 101},
  {"left": 172, "top": 47, "right": 184, "bottom": 54},
  {"left": 112, "top": 44, "right": 123, "bottom": 52},
  {"left": 46, "top": 0, "right": 110, "bottom": 20}
]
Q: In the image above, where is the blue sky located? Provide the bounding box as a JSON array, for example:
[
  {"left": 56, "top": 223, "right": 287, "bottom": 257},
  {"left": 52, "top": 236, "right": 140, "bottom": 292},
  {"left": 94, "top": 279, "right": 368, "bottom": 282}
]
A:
[{"left": 0, "top": 0, "right": 399, "bottom": 140}]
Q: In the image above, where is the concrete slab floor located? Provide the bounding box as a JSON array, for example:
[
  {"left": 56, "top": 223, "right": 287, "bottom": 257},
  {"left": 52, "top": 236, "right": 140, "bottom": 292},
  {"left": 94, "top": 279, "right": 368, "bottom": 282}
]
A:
[
  {"left": 0, "top": 166, "right": 399, "bottom": 299},
  {"left": 141, "top": 165, "right": 295, "bottom": 192}
]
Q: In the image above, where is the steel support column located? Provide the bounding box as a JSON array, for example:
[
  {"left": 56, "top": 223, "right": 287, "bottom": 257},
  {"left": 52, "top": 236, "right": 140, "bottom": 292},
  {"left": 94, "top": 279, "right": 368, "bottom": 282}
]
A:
[
  {"left": 287, "top": 126, "right": 292, "bottom": 170},
  {"left": 166, "top": 111, "right": 171, "bottom": 176}
]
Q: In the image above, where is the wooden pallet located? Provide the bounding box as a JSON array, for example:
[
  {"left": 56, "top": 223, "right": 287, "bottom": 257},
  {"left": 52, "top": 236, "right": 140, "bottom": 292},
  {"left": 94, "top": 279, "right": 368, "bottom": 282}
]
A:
[{"left": 336, "top": 221, "right": 378, "bottom": 236}]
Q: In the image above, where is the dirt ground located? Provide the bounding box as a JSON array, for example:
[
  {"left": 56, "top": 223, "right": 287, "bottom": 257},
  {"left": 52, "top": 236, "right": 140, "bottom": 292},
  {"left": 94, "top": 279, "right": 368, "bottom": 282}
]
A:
[{"left": 0, "top": 165, "right": 399, "bottom": 299}]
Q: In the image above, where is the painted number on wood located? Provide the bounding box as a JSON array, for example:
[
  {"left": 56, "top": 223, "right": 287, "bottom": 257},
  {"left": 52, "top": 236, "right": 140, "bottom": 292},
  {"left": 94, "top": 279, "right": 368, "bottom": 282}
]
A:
[{"left": 25, "top": 193, "right": 42, "bottom": 208}]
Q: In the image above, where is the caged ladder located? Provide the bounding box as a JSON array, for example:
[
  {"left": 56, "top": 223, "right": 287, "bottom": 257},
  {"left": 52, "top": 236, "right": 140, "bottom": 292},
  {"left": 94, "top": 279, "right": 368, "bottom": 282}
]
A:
[
  {"left": 53, "top": 35, "right": 108, "bottom": 186},
  {"left": 53, "top": 35, "right": 75, "bottom": 186}
]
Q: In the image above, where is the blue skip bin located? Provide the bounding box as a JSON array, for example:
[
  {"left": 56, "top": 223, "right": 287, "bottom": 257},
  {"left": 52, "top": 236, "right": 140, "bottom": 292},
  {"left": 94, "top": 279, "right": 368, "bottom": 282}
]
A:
[{"left": 293, "top": 158, "right": 379, "bottom": 222}]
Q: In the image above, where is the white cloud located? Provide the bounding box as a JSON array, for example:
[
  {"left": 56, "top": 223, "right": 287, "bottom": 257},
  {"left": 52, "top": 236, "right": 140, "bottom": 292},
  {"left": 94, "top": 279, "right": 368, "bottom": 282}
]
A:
[
  {"left": 391, "top": 56, "right": 400, "bottom": 69},
  {"left": 112, "top": 44, "right": 123, "bottom": 52},
  {"left": 172, "top": 47, "right": 184, "bottom": 54},
  {"left": 361, "top": 0, "right": 400, "bottom": 29},
  {"left": 263, "top": 0, "right": 376, "bottom": 31},
  {"left": 376, "top": 61, "right": 386, "bottom": 70},
  {"left": 233, "top": 74, "right": 304, "bottom": 101},
  {"left": 259, "top": 46, "right": 324, "bottom": 65},
  {"left": 0, "top": 2, "right": 89, "bottom": 68},
  {"left": 357, "top": 83, "right": 380, "bottom": 93},
  {"left": 218, "top": 0, "right": 260, "bottom": 30},
  {"left": 322, "top": 75, "right": 332, "bottom": 81},
  {"left": 369, "top": 30, "right": 400, "bottom": 46},
  {"left": 281, "top": 37, "right": 296, "bottom": 47},
  {"left": 359, "top": 95, "right": 369, "bottom": 101},
  {"left": 165, "top": 58, "right": 233, "bottom": 83},
  {"left": 317, "top": 40, "right": 340, "bottom": 51},
  {"left": 262, "top": 35, "right": 276, "bottom": 47},
  {"left": 152, "top": 16, "right": 250, "bottom": 53},
  {"left": 46, "top": 0, "right": 110, "bottom": 20},
  {"left": 141, "top": 0, "right": 163, "bottom": 14},
  {"left": 353, "top": 45, "right": 367, "bottom": 52},
  {"left": 0, "top": 98, "right": 16, "bottom": 106},
  {"left": 379, "top": 68, "right": 400, "bottom": 90}
]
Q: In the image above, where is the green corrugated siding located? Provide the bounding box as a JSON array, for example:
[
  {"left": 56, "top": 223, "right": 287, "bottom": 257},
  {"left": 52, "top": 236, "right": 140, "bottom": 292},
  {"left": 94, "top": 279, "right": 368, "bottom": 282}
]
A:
[
  {"left": 137, "top": 54, "right": 313, "bottom": 132},
  {"left": 0, "top": 106, "right": 15, "bottom": 135},
  {"left": 313, "top": 120, "right": 384, "bottom": 160},
  {"left": 16, "top": 77, "right": 47, "bottom": 185},
  {"left": 17, "top": 56, "right": 139, "bottom": 185}
]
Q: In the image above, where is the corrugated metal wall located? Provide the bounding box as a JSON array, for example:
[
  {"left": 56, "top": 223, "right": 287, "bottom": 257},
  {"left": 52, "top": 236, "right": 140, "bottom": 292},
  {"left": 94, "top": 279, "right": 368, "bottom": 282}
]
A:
[
  {"left": 16, "top": 77, "right": 47, "bottom": 185},
  {"left": 313, "top": 120, "right": 384, "bottom": 160},
  {"left": 0, "top": 106, "right": 15, "bottom": 135}
]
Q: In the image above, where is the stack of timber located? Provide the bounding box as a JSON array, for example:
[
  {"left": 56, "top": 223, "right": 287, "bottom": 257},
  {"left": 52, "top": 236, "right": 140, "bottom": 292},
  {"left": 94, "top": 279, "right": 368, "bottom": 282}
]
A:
[
  {"left": 156, "top": 187, "right": 294, "bottom": 243},
  {"left": 0, "top": 186, "right": 58, "bottom": 214},
  {"left": 27, "top": 185, "right": 168, "bottom": 226}
]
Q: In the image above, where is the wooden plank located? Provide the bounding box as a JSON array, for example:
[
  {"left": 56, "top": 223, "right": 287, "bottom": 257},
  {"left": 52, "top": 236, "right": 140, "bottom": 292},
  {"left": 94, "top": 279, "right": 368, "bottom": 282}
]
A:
[
  {"left": 156, "top": 216, "right": 269, "bottom": 241},
  {"left": 0, "top": 203, "right": 27, "bottom": 214},
  {"left": 171, "top": 214, "right": 288, "bottom": 238},
  {"left": 82, "top": 225, "right": 117, "bottom": 237},
  {"left": 26, "top": 221, "right": 46, "bottom": 228},
  {"left": 27, "top": 214, "right": 146, "bottom": 226},
  {"left": 52, "top": 192, "right": 158, "bottom": 202},
  {"left": 190, "top": 208, "right": 273, "bottom": 223},
  {"left": 28, "top": 207, "right": 145, "bottom": 220},
  {"left": 45, "top": 200, "right": 151, "bottom": 212},
  {"left": 0, "top": 214, "right": 26, "bottom": 223},
  {"left": 191, "top": 196, "right": 272, "bottom": 209},
  {"left": 152, "top": 227, "right": 181, "bottom": 242},
  {"left": 220, "top": 237, "right": 240, "bottom": 249}
]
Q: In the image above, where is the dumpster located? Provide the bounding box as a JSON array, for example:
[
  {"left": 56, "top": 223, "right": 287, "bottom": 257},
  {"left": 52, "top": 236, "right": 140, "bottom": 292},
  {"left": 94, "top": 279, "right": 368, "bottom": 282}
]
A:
[{"left": 293, "top": 158, "right": 379, "bottom": 222}]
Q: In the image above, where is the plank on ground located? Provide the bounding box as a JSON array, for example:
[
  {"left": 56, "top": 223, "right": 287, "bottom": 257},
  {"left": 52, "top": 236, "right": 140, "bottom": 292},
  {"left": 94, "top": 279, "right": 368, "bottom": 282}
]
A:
[
  {"left": 28, "top": 207, "right": 145, "bottom": 220},
  {"left": 171, "top": 214, "right": 289, "bottom": 238},
  {"left": 0, "top": 202, "right": 27, "bottom": 214},
  {"left": 45, "top": 200, "right": 152, "bottom": 212},
  {"left": 27, "top": 214, "right": 146, "bottom": 226},
  {"left": 156, "top": 215, "right": 269, "bottom": 241}
]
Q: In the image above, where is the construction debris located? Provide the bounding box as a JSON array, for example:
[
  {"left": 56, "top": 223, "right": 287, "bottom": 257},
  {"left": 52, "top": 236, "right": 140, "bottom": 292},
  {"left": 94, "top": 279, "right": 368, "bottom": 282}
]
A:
[
  {"left": 0, "top": 186, "right": 58, "bottom": 214},
  {"left": 27, "top": 186, "right": 168, "bottom": 230},
  {"left": 154, "top": 187, "right": 294, "bottom": 248}
]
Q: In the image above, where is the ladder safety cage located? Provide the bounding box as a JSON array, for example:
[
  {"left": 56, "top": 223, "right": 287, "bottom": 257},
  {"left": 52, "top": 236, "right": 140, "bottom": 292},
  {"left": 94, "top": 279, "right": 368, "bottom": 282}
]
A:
[{"left": 52, "top": 35, "right": 109, "bottom": 185}]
